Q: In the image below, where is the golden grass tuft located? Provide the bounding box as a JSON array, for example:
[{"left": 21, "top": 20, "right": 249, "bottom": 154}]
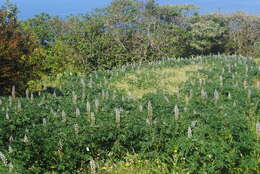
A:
[
  {"left": 113, "top": 64, "right": 205, "bottom": 98},
  {"left": 254, "top": 58, "right": 260, "bottom": 65}
]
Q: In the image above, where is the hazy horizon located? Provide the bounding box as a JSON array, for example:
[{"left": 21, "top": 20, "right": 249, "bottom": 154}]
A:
[{"left": 0, "top": 0, "right": 259, "bottom": 19}]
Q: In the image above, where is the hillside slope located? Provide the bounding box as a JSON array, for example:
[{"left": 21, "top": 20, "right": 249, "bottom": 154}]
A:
[{"left": 0, "top": 55, "right": 259, "bottom": 174}]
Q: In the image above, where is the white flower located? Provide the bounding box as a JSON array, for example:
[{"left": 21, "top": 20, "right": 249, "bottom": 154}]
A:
[
  {"left": 23, "top": 135, "right": 29, "bottom": 143},
  {"left": 188, "top": 127, "right": 192, "bottom": 138},
  {"left": 0, "top": 152, "right": 7, "bottom": 166}
]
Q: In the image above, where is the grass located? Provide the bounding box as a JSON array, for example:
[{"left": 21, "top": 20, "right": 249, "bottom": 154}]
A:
[
  {"left": 112, "top": 64, "right": 205, "bottom": 99},
  {"left": 254, "top": 57, "right": 260, "bottom": 65},
  {"left": 97, "top": 154, "right": 170, "bottom": 174}
]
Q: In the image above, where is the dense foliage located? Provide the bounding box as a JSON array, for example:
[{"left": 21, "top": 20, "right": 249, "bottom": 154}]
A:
[{"left": 0, "top": 55, "right": 259, "bottom": 173}]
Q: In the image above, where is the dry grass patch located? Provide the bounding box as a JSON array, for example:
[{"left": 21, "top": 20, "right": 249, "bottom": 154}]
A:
[
  {"left": 254, "top": 58, "right": 260, "bottom": 65},
  {"left": 113, "top": 64, "right": 205, "bottom": 98}
]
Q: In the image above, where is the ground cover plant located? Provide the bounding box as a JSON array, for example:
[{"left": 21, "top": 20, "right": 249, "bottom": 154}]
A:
[{"left": 0, "top": 55, "right": 259, "bottom": 173}]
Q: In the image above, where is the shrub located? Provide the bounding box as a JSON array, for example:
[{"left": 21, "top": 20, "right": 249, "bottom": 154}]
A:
[{"left": 0, "top": 2, "right": 37, "bottom": 96}]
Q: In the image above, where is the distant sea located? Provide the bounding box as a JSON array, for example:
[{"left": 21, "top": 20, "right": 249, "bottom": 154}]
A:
[{"left": 0, "top": 0, "right": 259, "bottom": 19}]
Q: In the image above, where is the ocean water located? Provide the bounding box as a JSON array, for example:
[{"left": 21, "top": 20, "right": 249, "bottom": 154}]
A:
[{"left": 0, "top": 0, "right": 259, "bottom": 19}]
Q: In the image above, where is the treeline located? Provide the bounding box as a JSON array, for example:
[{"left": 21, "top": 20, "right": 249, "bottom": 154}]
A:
[{"left": 0, "top": 0, "right": 260, "bottom": 96}]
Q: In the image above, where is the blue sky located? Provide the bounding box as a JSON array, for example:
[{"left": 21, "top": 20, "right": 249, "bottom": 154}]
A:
[{"left": 1, "top": 0, "right": 259, "bottom": 19}]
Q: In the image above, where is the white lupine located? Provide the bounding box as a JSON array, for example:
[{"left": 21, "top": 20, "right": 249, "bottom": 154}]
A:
[
  {"left": 243, "top": 80, "right": 248, "bottom": 88},
  {"left": 58, "top": 140, "right": 63, "bottom": 151},
  {"left": 17, "top": 100, "right": 22, "bottom": 111},
  {"left": 0, "top": 152, "right": 7, "bottom": 166},
  {"left": 228, "top": 92, "right": 232, "bottom": 99},
  {"left": 201, "top": 88, "right": 207, "bottom": 98},
  {"left": 8, "top": 162, "right": 14, "bottom": 172},
  {"left": 188, "top": 127, "right": 192, "bottom": 138},
  {"left": 127, "top": 92, "right": 132, "bottom": 98},
  {"left": 6, "top": 112, "right": 9, "bottom": 120},
  {"left": 101, "top": 90, "right": 105, "bottom": 99},
  {"left": 90, "top": 159, "right": 96, "bottom": 174},
  {"left": 247, "top": 89, "right": 252, "bottom": 99},
  {"left": 74, "top": 124, "right": 79, "bottom": 134},
  {"left": 9, "top": 136, "right": 13, "bottom": 143},
  {"left": 219, "top": 76, "right": 223, "bottom": 87},
  {"left": 199, "top": 79, "right": 203, "bottom": 87},
  {"left": 91, "top": 112, "right": 95, "bottom": 126},
  {"left": 86, "top": 101, "right": 91, "bottom": 116},
  {"left": 139, "top": 104, "right": 143, "bottom": 112},
  {"left": 12, "top": 85, "right": 15, "bottom": 99},
  {"left": 256, "top": 123, "right": 260, "bottom": 137},
  {"left": 61, "top": 110, "right": 66, "bottom": 122},
  {"left": 30, "top": 93, "right": 34, "bottom": 101},
  {"left": 26, "top": 89, "right": 30, "bottom": 99},
  {"left": 72, "top": 92, "right": 77, "bottom": 104},
  {"left": 82, "top": 90, "right": 86, "bottom": 100},
  {"left": 95, "top": 99, "right": 99, "bottom": 112},
  {"left": 174, "top": 105, "right": 179, "bottom": 120},
  {"left": 53, "top": 91, "right": 57, "bottom": 98},
  {"left": 23, "top": 135, "right": 29, "bottom": 143},
  {"left": 8, "top": 146, "right": 13, "bottom": 153},
  {"left": 115, "top": 108, "right": 120, "bottom": 127},
  {"left": 191, "top": 120, "right": 197, "bottom": 128},
  {"left": 214, "top": 89, "right": 219, "bottom": 101},
  {"left": 8, "top": 96, "right": 12, "bottom": 106},
  {"left": 147, "top": 101, "right": 153, "bottom": 125},
  {"left": 221, "top": 67, "right": 225, "bottom": 74},
  {"left": 76, "top": 108, "right": 80, "bottom": 116},
  {"left": 43, "top": 118, "right": 47, "bottom": 126},
  {"left": 189, "top": 89, "right": 193, "bottom": 98}
]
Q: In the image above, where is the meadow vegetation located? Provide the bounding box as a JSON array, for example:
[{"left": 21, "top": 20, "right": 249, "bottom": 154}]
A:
[{"left": 0, "top": 55, "right": 259, "bottom": 173}]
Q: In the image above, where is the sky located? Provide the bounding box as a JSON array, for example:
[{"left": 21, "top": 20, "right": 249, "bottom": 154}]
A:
[{"left": 0, "top": 0, "right": 259, "bottom": 19}]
